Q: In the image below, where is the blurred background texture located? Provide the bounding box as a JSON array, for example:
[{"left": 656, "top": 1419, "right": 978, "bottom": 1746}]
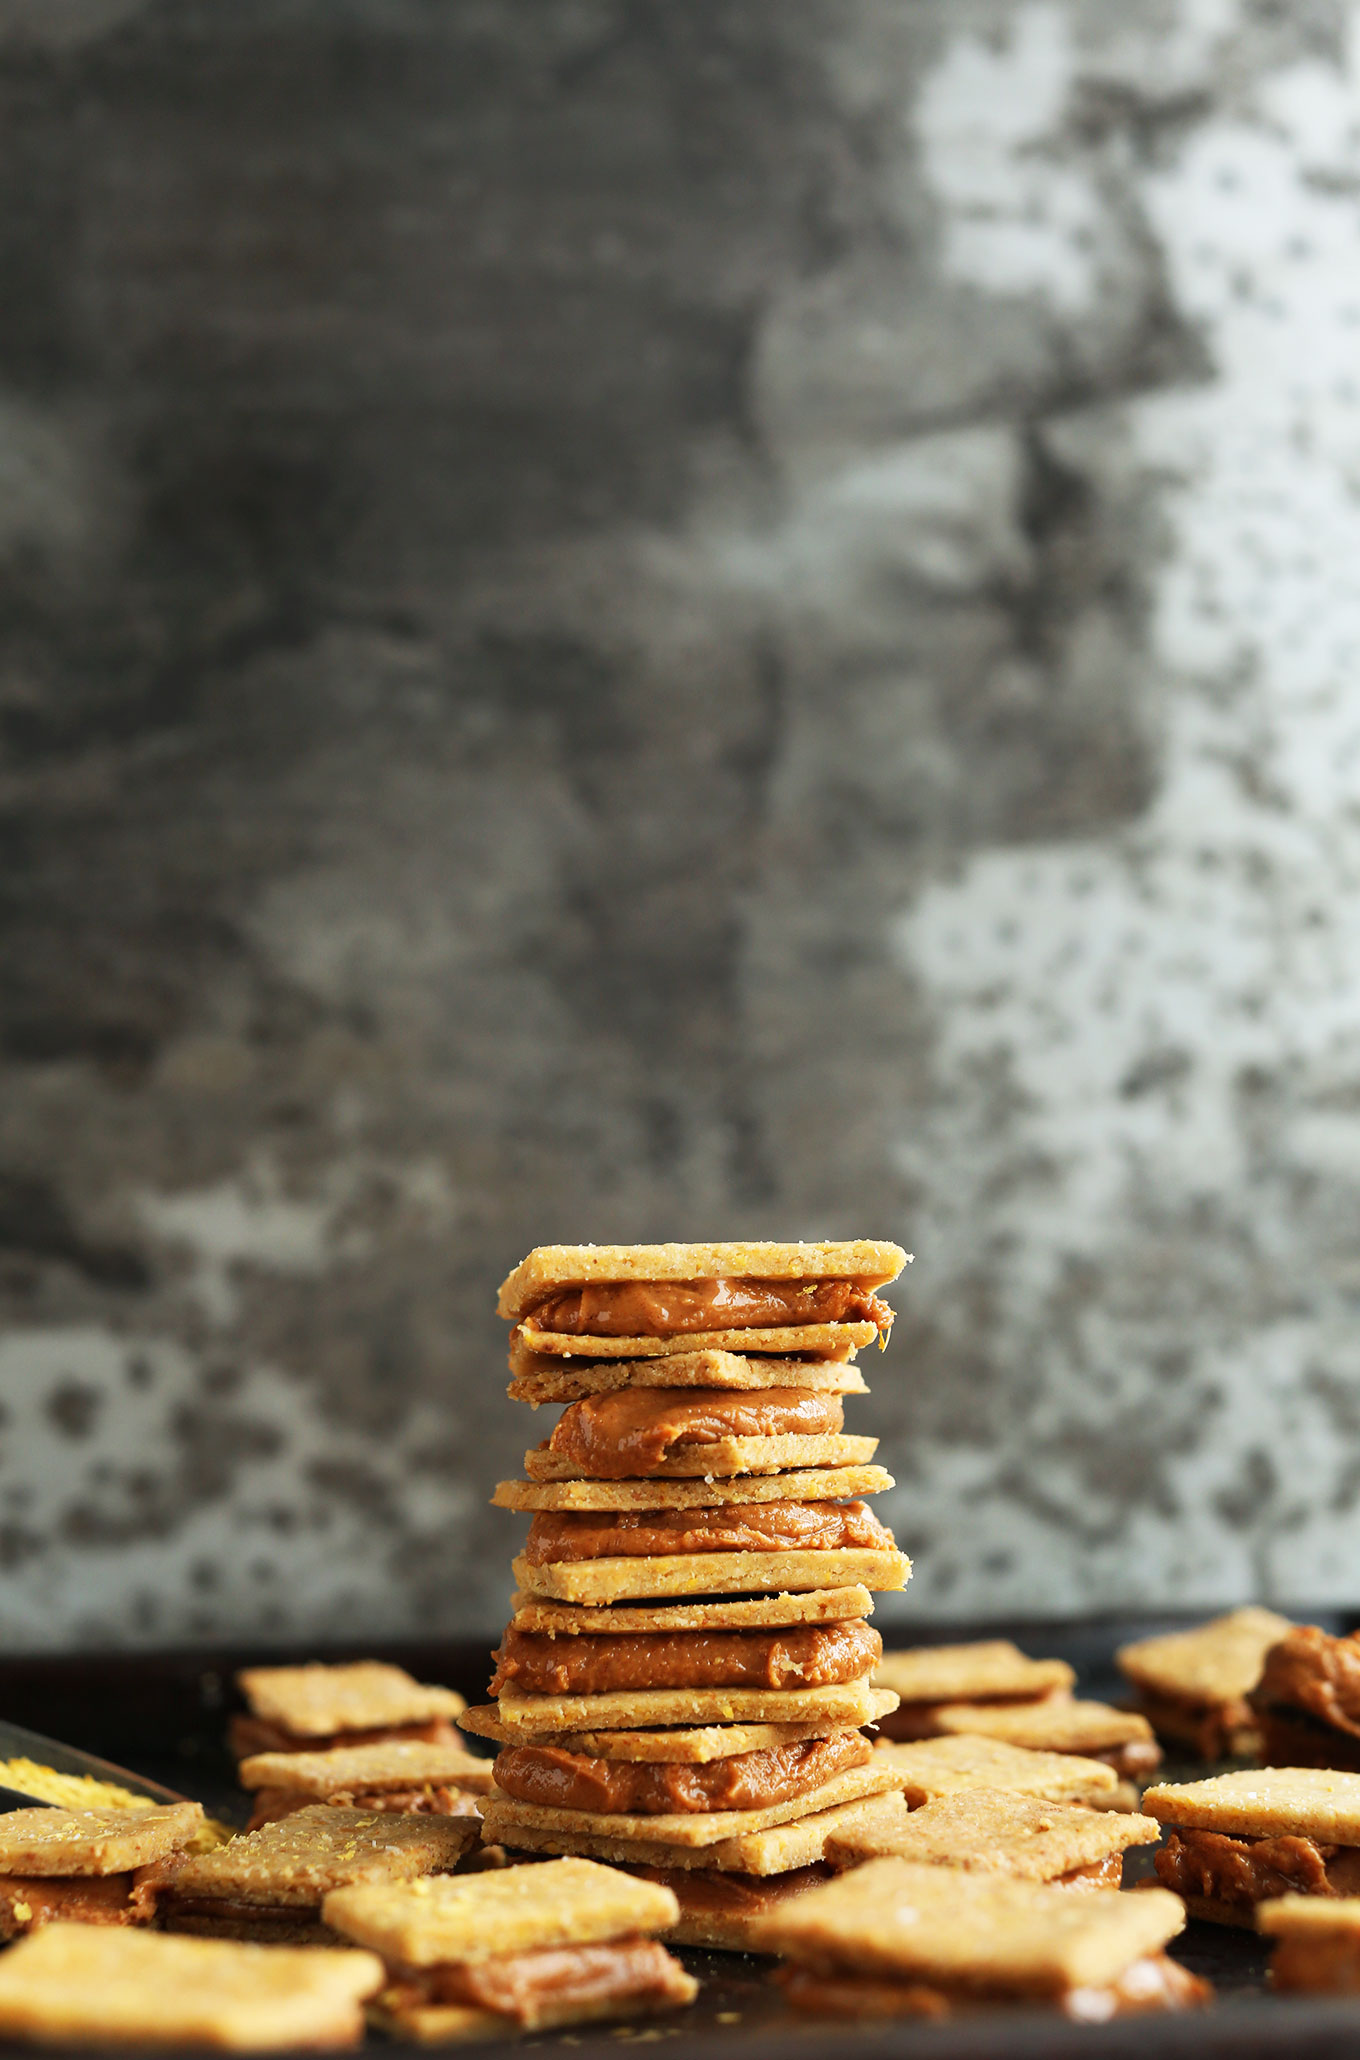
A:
[{"left": 2, "top": 0, "right": 1358, "bottom": 1650}]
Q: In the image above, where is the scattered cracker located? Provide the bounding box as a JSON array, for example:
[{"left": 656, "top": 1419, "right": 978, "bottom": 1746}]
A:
[
  {"left": 172, "top": 1806, "right": 476, "bottom": 1907},
  {"left": 236, "top": 1663, "right": 464, "bottom": 1737},
  {"left": 873, "top": 1641, "right": 1074, "bottom": 1705},
  {"left": 238, "top": 1741, "right": 495, "bottom": 1798},
  {"left": 1258, "top": 1895, "right": 1360, "bottom": 1938},
  {"left": 487, "top": 1789, "right": 912, "bottom": 1877},
  {"left": 748, "top": 1859, "right": 1184, "bottom": 1990},
  {"left": 512, "top": 1548, "right": 911, "bottom": 1604},
  {"left": 508, "top": 1586, "right": 874, "bottom": 1637},
  {"left": 480, "top": 1761, "right": 905, "bottom": 1850},
  {"left": 873, "top": 1735, "right": 1118, "bottom": 1806},
  {"left": 0, "top": 1804, "right": 203, "bottom": 1878},
  {"left": 460, "top": 1696, "right": 897, "bottom": 1759},
  {"left": 1116, "top": 1609, "right": 1294, "bottom": 1703},
  {"left": 1143, "top": 1768, "right": 1360, "bottom": 1842},
  {"left": 0, "top": 1922, "right": 383, "bottom": 2050},
  {"left": 826, "top": 1787, "right": 1160, "bottom": 1878},
  {"left": 932, "top": 1699, "right": 1154, "bottom": 1752},
  {"left": 497, "top": 1242, "right": 908, "bottom": 1319},
  {"left": 494, "top": 1465, "right": 892, "bottom": 1511},
  {"left": 523, "top": 1433, "right": 879, "bottom": 1483},
  {"left": 325, "top": 1856, "right": 677, "bottom": 1965}
]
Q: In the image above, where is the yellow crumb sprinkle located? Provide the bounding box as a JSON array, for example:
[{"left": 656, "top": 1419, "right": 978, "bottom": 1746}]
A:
[{"left": 0, "top": 1758, "right": 232, "bottom": 1851}]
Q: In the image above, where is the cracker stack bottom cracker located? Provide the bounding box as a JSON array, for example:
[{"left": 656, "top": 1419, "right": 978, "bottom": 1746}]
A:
[{"left": 463, "top": 1241, "right": 915, "bottom": 1951}]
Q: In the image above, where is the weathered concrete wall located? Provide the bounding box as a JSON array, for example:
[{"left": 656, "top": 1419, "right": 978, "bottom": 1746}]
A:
[{"left": 2, "top": 0, "right": 1358, "bottom": 1648}]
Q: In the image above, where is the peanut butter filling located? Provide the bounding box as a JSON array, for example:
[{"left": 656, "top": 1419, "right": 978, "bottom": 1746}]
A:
[
  {"left": 489, "top": 1619, "right": 881, "bottom": 1697},
  {"left": 522, "top": 1277, "right": 891, "bottom": 1338},
  {"left": 493, "top": 1731, "right": 871, "bottom": 1813},
  {"left": 776, "top": 1952, "right": 1207, "bottom": 2020},
  {"left": 387, "top": 1937, "right": 682, "bottom": 2020},
  {"left": 544, "top": 1387, "right": 843, "bottom": 1477},
  {"left": 245, "top": 1784, "right": 482, "bottom": 1832},
  {"left": 1253, "top": 1626, "right": 1360, "bottom": 1738},
  {"left": 522, "top": 1499, "right": 893, "bottom": 1565},
  {"left": 1155, "top": 1826, "right": 1360, "bottom": 1906},
  {"left": 228, "top": 1715, "right": 460, "bottom": 1759},
  {"left": 0, "top": 1859, "right": 178, "bottom": 1938}
]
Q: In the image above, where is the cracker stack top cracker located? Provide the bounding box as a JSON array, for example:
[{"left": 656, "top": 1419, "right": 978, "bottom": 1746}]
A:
[{"left": 479, "top": 1239, "right": 913, "bottom": 1934}]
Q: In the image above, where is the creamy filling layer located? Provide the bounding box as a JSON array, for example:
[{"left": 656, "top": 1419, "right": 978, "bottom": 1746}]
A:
[
  {"left": 522, "top": 1278, "right": 892, "bottom": 1338},
  {"left": 544, "top": 1388, "right": 843, "bottom": 1477},
  {"left": 490, "top": 1620, "right": 881, "bottom": 1698},
  {"left": 384, "top": 1937, "right": 684, "bottom": 2023},
  {"left": 0, "top": 1859, "right": 179, "bottom": 1938},
  {"left": 1155, "top": 1827, "right": 1360, "bottom": 1905},
  {"left": 1253, "top": 1626, "right": 1360, "bottom": 1740},
  {"left": 523, "top": 1500, "right": 893, "bottom": 1566},
  {"left": 492, "top": 1732, "right": 871, "bottom": 1813},
  {"left": 228, "top": 1714, "right": 460, "bottom": 1758},
  {"left": 245, "top": 1784, "right": 483, "bottom": 1832}
]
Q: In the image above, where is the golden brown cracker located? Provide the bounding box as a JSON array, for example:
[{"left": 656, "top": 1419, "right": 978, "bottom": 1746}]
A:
[
  {"left": 932, "top": 1699, "right": 1155, "bottom": 1753},
  {"left": 0, "top": 1922, "right": 383, "bottom": 2050},
  {"left": 460, "top": 1697, "right": 896, "bottom": 1758},
  {"left": 238, "top": 1742, "right": 494, "bottom": 1799},
  {"left": 487, "top": 1678, "right": 891, "bottom": 1736},
  {"left": 508, "top": 1585, "right": 874, "bottom": 1637},
  {"left": 873, "top": 1735, "right": 1118, "bottom": 1807},
  {"left": 0, "top": 1804, "right": 203, "bottom": 1878},
  {"left": 485, "top": 1788, "right": 912, "bottom": 1877},
  {"left": 1258, "top": 1894, "right": 1360, "bottom": 1938},
  {"left": 513, "top": 1547, "right": 909, "bottom": 1605},
  {"left": 748, "top": 1859, "right": 1184, "bottom": 1989},
  {"left": 1143, "top": 1767, "right": 1360, "bottom": 1842},
  {"left": 873, "top": 1641, "right": 1074, "bottom": 1705},
  {"left": 498, "top": 1242, "right": 908, "bottom": 1318},
  {"left": 324, "top": 1857, "right": 678, "bottom": 1964},
  {"left": 523, "top": 1433, "right": 879, "bottom": 1482},
  {"left": 172, "top": 1806, "right": 476, "bottom": 1907},
  {"left": 236, "top": 1662, "right": 464, "bottom": 1737},
  {"left": 825, "top": 1787, "right": 1159, "bottom": 1878},
  {"left": 1116, "top": 1608, "right": 1294, "bottom": 1704},
  {"left": 495, "top": 1464, "right": 892, "bottom": 1511},
  {"left": 518, "top": 1322, "right": 883, "bottom": 1360}
]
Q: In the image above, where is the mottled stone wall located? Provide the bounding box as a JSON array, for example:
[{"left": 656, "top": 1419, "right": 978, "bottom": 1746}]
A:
[{"left": 1, "top": 0, "right": 1357, "bottom": 1649}]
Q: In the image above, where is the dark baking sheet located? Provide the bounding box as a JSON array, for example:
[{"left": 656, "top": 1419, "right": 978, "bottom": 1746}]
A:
[{"left": 0, "top": 1614, "right": 1357, "bottom": 2058}]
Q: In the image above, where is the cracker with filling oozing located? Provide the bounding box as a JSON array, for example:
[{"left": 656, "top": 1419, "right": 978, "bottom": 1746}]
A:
[
  {"left": 238, "top": 1742, "right": 494, "bottom": 1800},
  {"left": 873, "top": 1641, "right": 1074, "bottom": 1705},
  {"left": 1143, "top": 1767, "right": 1360, "bottom": 1842},
  {"left": 497, "top": 1241, "right": 908, "bottom": 1319},
  {"left": 171, "top": 1807, "right": 476, "bottom": 1907},
  {"left": 748, "top": 1859, "right": 1185, "bottom": 1990},
  {"left": 325, "top": 1857, "right": 677, "bottom": 1965},
  {"left": 480, "top": 1760, "right": 905, "bottom": 1850},
  {"left": 236, "top": 1662, "right": 464, "bottom": 1737},
  {"left": 826, "top": 1787, "right": 1160, "bottom": 1878},
  {"left": 874, "top": 1735, "right": 1119, "bottom": 1807},
  {"left": 0, "top": 1924, "right": 383, "bottom": 2051},
  {"left": 0, "top": 1804, "right": 203, "bottom": 1877}
]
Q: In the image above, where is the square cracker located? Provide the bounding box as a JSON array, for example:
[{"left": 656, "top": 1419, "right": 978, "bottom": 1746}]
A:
[
  {"left": 325, "top": 1857, "right": 677, "bottom": 1965},
  {"left": 873, "top": 1641, "right": 1074, "bottom": 1705},
  {"left": 172, "top": 1806, "right": 476, "bottom": 1907},
  {"left": 523, "top": 1433, "right": 879, "bottom": 1482},
  {"left": 0, "top": 1922, "right": 383, "bottom": 2051},
  {"left": 508, "top": 1585, "right": 874, "bottom": 1637},
  {"left": 480, "top": 1760, "right": 905, "bottom": 1849},
  {"left": 488, "top": 1679, "right": 888, "bottom": 1736},
  {"left": 460, "top": 1697, "right": 897, "bottom": 1758},
  {"left": 0, "top": 1803, "right": 203, "bottom": 1878},
  {"left": 874, "top": 1735, "right": 1119, "bottom": 1806},
  {"left": 932, "top": 1698, "right": 1154, "bottom": 1753},
  {"left": 507, "top": 1346, "right": 865, "bottom": 1401},
  {"left": 237, "top": 1662, "right": 464, "bottom": 1736},
  {"left": 1258, "top": 1894, "right": 1360, "bottom": 1938},
  {"left": 748, "top": 1859, "right": 1185, "bottom": 1990},
  {"left": 825, "top": 1787, "right": 1160, "bottom": 1878},
  {"left": 497, "top": 1242, "right": 908, "bottom": 1319},
  {"left": 1143, "top": 1767, "right": 1360, "bottom": 1841},
  {"left": 485, "top": 1788, "right": 912, "bottom": 1877},
  {"left": 494, "top": 1464, "right": 891, "bottom": 1511},
  {"left": 513, "top": 1547, "right": 910, "bottom": 1603},
  {"left": 1116, "top": 1608, "right": 1294, "bottom": 1703},
  {"left": 238, "top": 1742, "right": 495, "bottom": 1799},
  {"left": 518, "top": 1321, "right": 882, "bottom": 1360}
]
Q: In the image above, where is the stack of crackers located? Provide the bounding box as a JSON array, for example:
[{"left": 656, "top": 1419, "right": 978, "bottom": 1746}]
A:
[{"left": 462, "top": 1240, "right": 915, "bottom": 1950}]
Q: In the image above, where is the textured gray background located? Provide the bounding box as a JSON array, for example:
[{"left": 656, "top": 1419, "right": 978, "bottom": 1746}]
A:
[{"left": 2, "top": 0, "right": 1358, "bottom": 1650}]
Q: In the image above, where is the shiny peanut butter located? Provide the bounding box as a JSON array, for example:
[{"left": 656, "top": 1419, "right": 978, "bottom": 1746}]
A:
[
  {"left": 545, "top": 1387, "right": 843, "bottom": 1477},
  {"left": 523, "top": 1498, "right": 893, "bottom": 1564},
  {"left": 523, "top": 1277, "right": 891, "bottom": 1337},
  {"left": 1254, "top": 1626, "right": 1360, "bottom": 1739},
  {"left": 0, "top": 1862, "right": 174, "bottom": 1938},
  {"left": 490, "top": 1619, "right": 880, "bottom": 1697},
  {"left": 1155, "top": 1827, "right": 1360, "bottom": 1905},
  {"left": 493, "top": 1731, "right": 871, "bottom": 1813},
  {"left": 391, "top": 1938, "right": 679, "bottom": 2019}
]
